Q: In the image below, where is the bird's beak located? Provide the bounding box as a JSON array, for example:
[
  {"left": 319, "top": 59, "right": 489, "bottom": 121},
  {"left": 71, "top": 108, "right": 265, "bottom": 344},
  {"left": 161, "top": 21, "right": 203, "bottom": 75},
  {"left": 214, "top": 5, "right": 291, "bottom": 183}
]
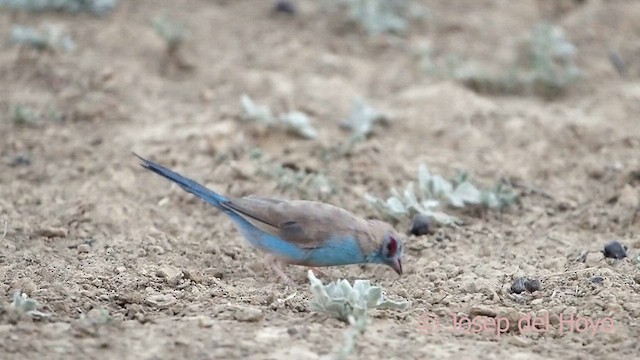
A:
[{"left": 393, "top": 258, "right": 403, "bottom": 276}]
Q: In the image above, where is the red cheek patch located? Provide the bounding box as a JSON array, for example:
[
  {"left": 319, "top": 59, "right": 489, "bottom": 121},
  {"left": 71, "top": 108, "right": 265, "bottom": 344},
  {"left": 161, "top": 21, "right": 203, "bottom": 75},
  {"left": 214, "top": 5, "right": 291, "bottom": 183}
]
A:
[{"left": 387, "top": 237, "right": 397, "bottom": 257}]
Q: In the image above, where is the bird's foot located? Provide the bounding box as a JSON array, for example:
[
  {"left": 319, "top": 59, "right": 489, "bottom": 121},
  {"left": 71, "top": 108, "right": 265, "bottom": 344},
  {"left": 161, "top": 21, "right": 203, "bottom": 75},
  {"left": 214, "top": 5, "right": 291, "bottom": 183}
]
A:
[
  {"left": 306, "top": 266, "right": 329, "bottom": 278},
  {"left": 271, "top": 260, "right": 296, "bottom": 287}
]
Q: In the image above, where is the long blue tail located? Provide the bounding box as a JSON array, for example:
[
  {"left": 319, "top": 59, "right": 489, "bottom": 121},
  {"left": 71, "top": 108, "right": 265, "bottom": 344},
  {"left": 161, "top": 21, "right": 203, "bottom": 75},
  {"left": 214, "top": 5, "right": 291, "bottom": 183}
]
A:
[{"left": 134, "top": 153, "right": 229, "bottom": 209}]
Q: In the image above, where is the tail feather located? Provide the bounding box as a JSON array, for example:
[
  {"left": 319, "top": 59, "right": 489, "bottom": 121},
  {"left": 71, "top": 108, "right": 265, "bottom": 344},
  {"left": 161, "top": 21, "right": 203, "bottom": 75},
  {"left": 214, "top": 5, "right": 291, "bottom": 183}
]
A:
[{"left": 134, "top": 153, "right": 228, "bottom": 208}]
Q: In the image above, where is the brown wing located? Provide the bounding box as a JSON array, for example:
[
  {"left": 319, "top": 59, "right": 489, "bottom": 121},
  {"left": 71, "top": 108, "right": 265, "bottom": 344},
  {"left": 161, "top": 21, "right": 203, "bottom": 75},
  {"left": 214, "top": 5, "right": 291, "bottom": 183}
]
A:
[{"left": 221, "top": 195, "right": 368, "bottom": 249}]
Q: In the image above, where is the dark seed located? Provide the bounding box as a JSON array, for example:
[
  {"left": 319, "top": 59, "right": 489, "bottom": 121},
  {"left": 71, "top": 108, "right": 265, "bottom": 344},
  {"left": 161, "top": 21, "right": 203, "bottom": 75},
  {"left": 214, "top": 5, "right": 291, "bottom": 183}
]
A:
[
  {"left": 603, "top": 240, "right": 627, "bottom": 259},
  {"left": 524, "top": 279, "right": 541, "bottom": 293},
  {"left": 510, "top": 277, "right": 527, "bottom": 294},
  {"left": 511, "top": 277, "right": 541, "bottom": 294},
  {"left": 274, "top": 1, "right": 296, "bottom": 15},
  {"left": 608, "top": 50, "right": 626, "bottom": 75},
  {"left": 410, "top": 213, "right": 431, "bottom": 236},
  {"left": 9, "top": 155, "right": 31, "bottom": 167},
  {"left": 591, "top": 276, "right": 604, "bottom": 285}
]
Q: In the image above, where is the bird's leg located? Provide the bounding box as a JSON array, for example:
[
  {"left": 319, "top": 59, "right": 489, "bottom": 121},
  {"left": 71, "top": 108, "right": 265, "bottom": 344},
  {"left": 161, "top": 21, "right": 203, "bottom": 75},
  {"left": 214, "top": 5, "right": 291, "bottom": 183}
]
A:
[
  {"left": 306, "top": 266, "right": 329, "bottom": 278},
  {"left": 270, "top": 258, "right": 296, "bottom": 287}
]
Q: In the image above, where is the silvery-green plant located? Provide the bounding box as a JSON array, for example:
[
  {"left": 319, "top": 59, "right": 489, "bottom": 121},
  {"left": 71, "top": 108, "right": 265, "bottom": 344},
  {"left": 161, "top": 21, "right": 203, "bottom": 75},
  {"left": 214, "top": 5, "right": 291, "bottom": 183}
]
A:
[
  {"left": 328, "top": 0, "right": 427, "bottom": 35},
  {"left": 241, "top": 94, "right": 274, "bottom": 124},
  {"left": 10, "top": 291, "right": 50, "bottom": 319},
  {"left": 240, "top": 94, "right": 318, "bottom": 140},
  {"left": 529, "top": 23, "right": 580, "bottom": 90},
  {"left": 446, "top": 23, "right": 580, "bottom": 98},
  {"left": 279, "top": 111, "right": 318, "bottom": 140},
  {"left": 308, "top": 270, "right": 410, "bottom": 323},
  {"left": 308, "top": 271, "right": 409, "bottom": 359},
  {"left": 365, "top": 164, "right": 517, "bottom": 226},
  {"left": 11, "top": 25, "right": 76, "bottom": 52},
  {"left": 152, "top": 14, "right": 186, "bottom": 52},
  {"left": 0, "top": 0, "right": 117, "bottom": 15},
  {"left": 251, "top": 149, "right": 336, "bottom": 200},
  {"left": 272, "top": 165, "right": 335, "bottom": 200},
  {"left": 340, "top": 97, "right": 388, "bottom": 139},
  {"left": 11, "top": 106, "right": 36, "bottom": 125}
]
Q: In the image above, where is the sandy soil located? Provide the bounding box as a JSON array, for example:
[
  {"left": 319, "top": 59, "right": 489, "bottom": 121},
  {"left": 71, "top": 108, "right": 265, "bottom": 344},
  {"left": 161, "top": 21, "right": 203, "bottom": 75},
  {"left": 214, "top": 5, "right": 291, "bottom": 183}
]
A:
[{"left": 1, "top": 1, "right": 639, "bottom": 359}]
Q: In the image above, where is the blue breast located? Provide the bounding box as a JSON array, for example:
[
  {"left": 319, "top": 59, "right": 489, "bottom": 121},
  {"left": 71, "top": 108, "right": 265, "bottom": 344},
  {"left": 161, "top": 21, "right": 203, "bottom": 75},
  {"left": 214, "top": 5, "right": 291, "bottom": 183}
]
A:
[
  {"left": 302, "top": 237, "right": 367, "bottom": 266},
  {"left": 231, "top": 214, "right": 369, "bottom": 266}
]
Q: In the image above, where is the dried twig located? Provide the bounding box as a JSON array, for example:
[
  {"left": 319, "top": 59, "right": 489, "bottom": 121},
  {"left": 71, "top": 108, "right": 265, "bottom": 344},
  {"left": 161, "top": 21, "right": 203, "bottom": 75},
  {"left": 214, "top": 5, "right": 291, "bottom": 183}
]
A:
[
  {"left": 0, "top": 220, "right": 7, "bottom": 242},
  {"left": 540, "top": 266, "right": 599, "bottom": 279}
]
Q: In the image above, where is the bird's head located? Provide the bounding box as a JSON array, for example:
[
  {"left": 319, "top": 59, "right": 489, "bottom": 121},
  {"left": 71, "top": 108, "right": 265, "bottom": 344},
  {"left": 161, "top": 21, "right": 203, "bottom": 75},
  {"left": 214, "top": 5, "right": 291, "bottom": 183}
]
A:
[
  {"left": 368, "top": 220, "right": 405, "bottom": 276},
  {"left": 381, "top": 229, "right": 404, "bottom": 275}
]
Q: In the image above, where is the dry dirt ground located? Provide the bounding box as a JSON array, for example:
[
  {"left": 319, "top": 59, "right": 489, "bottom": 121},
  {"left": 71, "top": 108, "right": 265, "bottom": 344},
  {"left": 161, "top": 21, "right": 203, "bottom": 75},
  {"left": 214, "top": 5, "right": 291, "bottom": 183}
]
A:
[{"left": 1, "top": 0, "right": 640, "bottom": 359}]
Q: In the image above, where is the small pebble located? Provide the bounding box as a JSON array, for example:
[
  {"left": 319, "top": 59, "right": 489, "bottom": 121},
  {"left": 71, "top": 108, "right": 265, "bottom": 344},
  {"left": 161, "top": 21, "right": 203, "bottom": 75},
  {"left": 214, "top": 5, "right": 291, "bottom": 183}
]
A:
[
  {"left": 585, "top": 251, "right": 603, "bottom": 266},
  {"left": 274, "top": 0, "right": 296, "bottom": 14},
  {"left": 469, "top": 306, "right": 497, "bottom": 318},
  {"left": 183, "top": 268, "right": 203, "bottom": 283},
  {"left": 530, "top": 298, "right": 543, "bottom": 305},
  {"left": 9, "top": 155, "right": 31, "bottom": 167},
  {"left": 608, "top": 50, "right": 627, "bottom": 75},
  {"left": 409, "top": 213, "right": 431, "bottom": 236},
  {"left": 524, "top": 279, "right": 541, "bottom": 293},
  {"left": 603, "top": 240, "right": 627, "bottom": 259},
  {"left": 11, "top": 279, "right": 36, "bottom": 296},
  {"left": 509, "top": 336, "right": 530, "bottom": 347},
  {"left": 591, "top": 276, "right": 604, "bottom": 285},
  {"left": 510, "top": 277, "right": 527, "bottom": 294},
  {"left": 156, "top": 265, "right": 183, "bottom": 286},
  {"left": 37, "top": 227, "right": 68, "bottom": 238},
  {"left": 232, "top": 306, "right": 263, "bottom": 322},
  {"left": 145, "top": 294, "right": 176, "bottom": 309},
  {"left": 198, "top": 316, "right": 214, "bottom": 328},
  {"left": 77, "top": 244, "right": 91, "bottom": 253},
  {"left": 511, "top": 277, "right": 541, "bottom": 294}
]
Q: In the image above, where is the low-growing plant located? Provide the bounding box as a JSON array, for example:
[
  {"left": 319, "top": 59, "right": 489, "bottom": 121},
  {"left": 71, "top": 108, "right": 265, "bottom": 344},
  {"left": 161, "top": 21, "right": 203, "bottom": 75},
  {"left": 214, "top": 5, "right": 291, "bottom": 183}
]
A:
[
  {"left": 308, "top": 270, "right": 410, "bottom": 322},
  {"left": 11, "top": 105, "right": 64, "bottom": 125},
  {"left": 152, "top": 14, "right": 195, "bottom": 72},
  {"left": 10, "top": 291, "right": 50, "bottom": 319},
  {"left": 0, "top": 0, "right": 117, "bottom": 15},
  {"left": 240, "top": 94, "right": 318, "bottom": 140},
  {"left": 527, "top": 23, "right": 580, "bottom": 93},
  {"left": 307, "top": 270, "right": 409, "bottom": 359},
  {"left": 11, "top": 105, "right": 36, "bottom": 125},
  {"left": 424, "top": 23, "right": 580, "bottom": 98},
  {"left": 11, "top": 24, "right": 76, "bottom": 52},
  {"left": 152, "top": 14, "right": 186, "bottom": 55},
  {"left": 250, "top": 149, "right": 336, "bottom": 200},
  {"left": 339, "top": 97, "right": 388, "bottom": 139},
  {"left": 326, "top": 0, "right": 427, "bottom": 35},
  {"left": 365, "top": 164, "right": 518, "bottom": 226}
]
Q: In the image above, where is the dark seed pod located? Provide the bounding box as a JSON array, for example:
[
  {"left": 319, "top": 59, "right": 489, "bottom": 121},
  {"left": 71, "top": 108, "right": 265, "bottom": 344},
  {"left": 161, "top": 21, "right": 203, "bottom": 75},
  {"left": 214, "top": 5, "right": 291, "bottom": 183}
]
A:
[
  {"left": 524, "top": 279, "right": 541, "bottom": 293},
  {"left": 9, "top": 155, "right": 31, "bottom": 167},
  {"left": 603, "top": 240, "right": 627, "bottom": 259},
  {"left": 274, "top": 1, "right": 296, "bottom": 15},
  {"left": 409, "top": 213, "right": 431, "bottom": 236},
  {"left": 510, "top": 277, "right": 527, "bottom": 294}
]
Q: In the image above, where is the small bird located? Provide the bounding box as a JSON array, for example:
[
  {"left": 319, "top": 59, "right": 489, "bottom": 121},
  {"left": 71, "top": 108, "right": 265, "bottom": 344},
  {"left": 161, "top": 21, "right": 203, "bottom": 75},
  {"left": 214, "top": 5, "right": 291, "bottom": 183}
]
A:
[{"left": 135, "top": 154, "right": 404, "bottom": 281}]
